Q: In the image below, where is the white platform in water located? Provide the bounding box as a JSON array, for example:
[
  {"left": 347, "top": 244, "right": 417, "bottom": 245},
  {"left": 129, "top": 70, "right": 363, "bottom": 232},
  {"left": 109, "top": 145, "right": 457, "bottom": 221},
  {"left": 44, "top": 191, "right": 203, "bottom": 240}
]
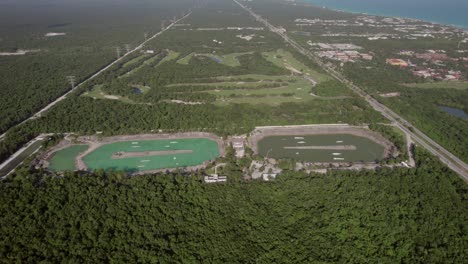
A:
[
  {"left": 332, "top": 153, "right": 342, "bottom": 156},
  {"left": 45, "top": 32, "right": 66, "bottom": 37},
  {"left": 297, "top": 141, "right": 306, "bottom": 144},
  {"left": 294, "top": 137, "right": 304, "bottom": 139},
  {"left": 333, "top": 157, "right": 345, "bottom": 161},
  {"left": 336, "top": 141, "right": 343, "bottom": 143}
]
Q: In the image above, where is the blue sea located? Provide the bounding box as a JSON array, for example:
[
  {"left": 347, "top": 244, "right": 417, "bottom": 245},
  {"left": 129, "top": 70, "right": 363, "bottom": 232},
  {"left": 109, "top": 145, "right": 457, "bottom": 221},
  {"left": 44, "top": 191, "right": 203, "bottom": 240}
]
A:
[{"left": 306, "top": 0, "right": 468, "bottom": 29}]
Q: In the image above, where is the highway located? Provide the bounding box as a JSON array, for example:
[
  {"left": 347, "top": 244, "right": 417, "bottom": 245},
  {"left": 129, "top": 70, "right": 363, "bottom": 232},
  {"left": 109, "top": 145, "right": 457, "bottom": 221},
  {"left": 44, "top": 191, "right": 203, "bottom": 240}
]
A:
[
  {"left": 233, "top": 0, "right": 468, "bottom": 181},
  {"left": 0, "top": 12, "right": 192, "bottom": 142}
]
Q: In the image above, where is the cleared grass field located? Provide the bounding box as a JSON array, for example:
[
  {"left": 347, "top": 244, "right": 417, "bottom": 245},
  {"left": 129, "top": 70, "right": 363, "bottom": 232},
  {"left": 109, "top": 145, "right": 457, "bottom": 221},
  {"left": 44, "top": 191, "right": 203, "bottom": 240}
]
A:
[
  {"left": 86, "top": 47, "right": 341, "bottom": 106},
  {"left": 156, "top": 50, "right": 180, "bottom": 66},
  {"left": 176, "top": 53, "right": 195, "bottom": 64},
  {"left": 120, "top": 52, "right": 164, "bottom": 78},
  {"left": 82, "top": 85, "right": 135, "bottom": 104},
  {"left": 49, "top": 145, "right": 89, "bottom": 172},
  {"left": 208, "top": 78, "right": 313, "bottom": 105},
  {"left": 131, "top": 84, "right": 151, "bottom": 94},
  {"left": 176, "top": 52, "right": 251, "bottom": 67},
  {"left": 262, "top": 49, "right": 330, "bottom": 82},
  {"left": 82, "top": 138, "right": 219, "bottom": 172},
  {"left": 169, "top": 72, "right": 350, "bottom": 105},
  {"left": 122, "top": 54, "right": 150, "bottom": 68}
]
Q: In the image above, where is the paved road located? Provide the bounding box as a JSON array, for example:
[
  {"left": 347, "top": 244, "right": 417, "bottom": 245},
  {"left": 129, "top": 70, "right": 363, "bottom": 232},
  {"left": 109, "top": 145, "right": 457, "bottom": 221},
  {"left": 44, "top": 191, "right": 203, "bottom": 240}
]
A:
[
  {"left": 0, "top": 12, "right": 192, "bottom": 141},
  {"left": 0, "top": 135, "right": 47, "bottom": 178},
  {"left": 233, "top": 0, "right": 468, "bottom": 181}
]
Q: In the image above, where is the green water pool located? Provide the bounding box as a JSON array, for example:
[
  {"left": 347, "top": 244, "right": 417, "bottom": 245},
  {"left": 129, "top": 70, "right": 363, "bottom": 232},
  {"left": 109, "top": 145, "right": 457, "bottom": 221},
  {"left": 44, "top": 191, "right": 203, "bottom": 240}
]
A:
[
  {"left": 83, "top": 138, "right": 219, "bottom": 172},
  {"left": 49, "top": 145, "right": 89, "bottom": 171},
  {"left": 258, "top": 134, "right": 385, "bottom": 163}
]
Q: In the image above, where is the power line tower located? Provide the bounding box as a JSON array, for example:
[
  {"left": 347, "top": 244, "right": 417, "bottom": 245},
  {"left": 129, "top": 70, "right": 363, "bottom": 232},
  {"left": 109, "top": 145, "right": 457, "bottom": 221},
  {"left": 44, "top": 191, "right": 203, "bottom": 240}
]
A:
[
  {"left": 161, "top": 20, "right": 166, "bottom": 30},
  {"left": 125, "top": 44, "right": 131, "bottom": 53},
  {"left": 144, "top": 32, "right": 149, "bottom": 41},
  {"left": 66, "top": 76, "right": 76, "bottom": 89}
]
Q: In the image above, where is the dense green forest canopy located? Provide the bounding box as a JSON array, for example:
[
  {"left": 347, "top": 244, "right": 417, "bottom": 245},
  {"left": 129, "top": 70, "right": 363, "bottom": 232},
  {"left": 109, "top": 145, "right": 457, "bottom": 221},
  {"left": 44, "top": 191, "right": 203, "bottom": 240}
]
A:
[
  {"left": 0, "top": 149, "right": 466, "bottom": 262},
  {"left": 0, "top": 0, "right": 467, "bottom": 263},
  {"left": 0, "top": 0, "right": 388, "bottom": 165},
  {"left": 0, "top": 0, "right": 193, "bottom": 134}
]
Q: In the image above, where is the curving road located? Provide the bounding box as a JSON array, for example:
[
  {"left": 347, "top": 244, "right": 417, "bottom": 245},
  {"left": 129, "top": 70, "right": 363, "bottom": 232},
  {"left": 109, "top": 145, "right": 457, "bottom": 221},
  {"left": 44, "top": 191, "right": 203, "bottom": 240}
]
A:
[{"left": 234, "top": 0, "right": 468, "bottom": 181}]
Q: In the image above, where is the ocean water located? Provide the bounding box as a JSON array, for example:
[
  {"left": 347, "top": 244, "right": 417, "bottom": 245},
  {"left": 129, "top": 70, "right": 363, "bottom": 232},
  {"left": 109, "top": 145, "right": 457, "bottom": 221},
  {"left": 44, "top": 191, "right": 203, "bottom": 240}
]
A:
[{"left": 306, "top": 0, "right": 468, "bottom": 29}]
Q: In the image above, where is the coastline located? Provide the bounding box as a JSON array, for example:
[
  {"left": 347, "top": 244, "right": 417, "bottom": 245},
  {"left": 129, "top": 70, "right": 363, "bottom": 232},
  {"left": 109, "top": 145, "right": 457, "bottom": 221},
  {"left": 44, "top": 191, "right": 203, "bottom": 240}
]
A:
[{"left": 302, "top": 0, "right": 468, "bottom": 30}]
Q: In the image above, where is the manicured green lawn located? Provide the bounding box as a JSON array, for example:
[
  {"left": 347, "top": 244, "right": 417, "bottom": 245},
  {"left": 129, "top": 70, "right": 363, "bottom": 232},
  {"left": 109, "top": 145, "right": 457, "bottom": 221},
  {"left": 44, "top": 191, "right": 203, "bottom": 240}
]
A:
[
  {"left": 262, "top": 49, "right": 330, "bottom": 82},
  {"left": 82, "top": 85, "right": 136, "bottom": 104}
]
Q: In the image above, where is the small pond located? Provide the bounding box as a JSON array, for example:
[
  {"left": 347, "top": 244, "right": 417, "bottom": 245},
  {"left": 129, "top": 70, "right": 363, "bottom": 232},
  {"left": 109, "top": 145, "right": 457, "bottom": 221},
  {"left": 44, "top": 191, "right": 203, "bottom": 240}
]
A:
[
  {"left": 132, "top": 87, "right": 142, "bottom": 94},
  {"left": 438, "top": 106, "right": 468, "bottom": 120}
]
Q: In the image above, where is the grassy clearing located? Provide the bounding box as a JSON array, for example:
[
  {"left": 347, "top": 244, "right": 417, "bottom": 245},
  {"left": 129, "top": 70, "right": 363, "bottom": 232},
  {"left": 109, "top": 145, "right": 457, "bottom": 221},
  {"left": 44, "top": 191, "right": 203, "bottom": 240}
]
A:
[
  {"left": 131, "top": 84, "right": 152, "bottom": 94},
  {"left": 176, "top": 53, "right": 194, "bottom": 64},
  {"left": 168, "top": 80, "right": 289, "bottom": 89},
  {"left": 404, "top": 81, "right": 468, "bottom": 89},
  {"left": 82, "top": 85, "right": 135, "bottom": 104},
  {"left": 176, "top": 52, "right": 252, "bottom": 67},
  {"left": 168, "top": 71, "right": 351, "bottom": 105},
  {"left": 120, "top": 53, "right": 163, "bottom": 78},
  {"left": 210, "top": 52, "right": 253, "bottom": 67},
  {"left": 208, "top": 77, "right": 316, "bottom": 105},
  {"left": 156, "top": 50, "right": 180, "bottom": 66},
  {"left": 214, "top": 74, "right": 294, "bottom": 81},
  {"left": 262, "top": 49, "right": 329, "bottom": 83},
  {"left": 122, "top": 54, "right": 149, "bottom": 68}
]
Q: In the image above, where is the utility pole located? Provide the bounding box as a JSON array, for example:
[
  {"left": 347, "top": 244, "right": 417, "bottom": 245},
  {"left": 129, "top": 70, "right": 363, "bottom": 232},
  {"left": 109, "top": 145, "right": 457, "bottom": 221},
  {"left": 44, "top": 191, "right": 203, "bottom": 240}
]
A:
[
  {"left": 66, "top": 76, "right": 76, "bottom": 89},
  {"left": 161, "top": 20, "right": 166, "bottom": 30},
  {"left": 144, "top": 32, "right": 148, "bottom": 41},
  {"left": 125, "top": 44, "right": 131, "bottom": 54}
]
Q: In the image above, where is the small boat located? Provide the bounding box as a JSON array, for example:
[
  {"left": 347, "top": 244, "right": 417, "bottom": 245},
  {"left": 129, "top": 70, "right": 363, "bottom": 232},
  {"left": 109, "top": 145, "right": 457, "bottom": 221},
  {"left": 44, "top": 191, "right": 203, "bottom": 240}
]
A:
[
  {"left": 332, "top": 153, "right": 341, "bottom": 156},
  {"left": 336, "top": 141, "right": 343, "bottom": 143},
  {"left": 297, "top": 141, "right": 306, "bottom": 144},
  {"left": 333, "top": 157, "right": 345, "bottom": 161},
  {"left": 294, "top": 137, "right": 304, "bottom": 140}
]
